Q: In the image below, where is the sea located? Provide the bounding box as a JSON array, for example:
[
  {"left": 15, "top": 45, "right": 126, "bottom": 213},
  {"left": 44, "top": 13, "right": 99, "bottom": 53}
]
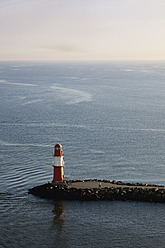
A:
[{"left": 0, "top": 61, "right": 165, "bottom": 248}]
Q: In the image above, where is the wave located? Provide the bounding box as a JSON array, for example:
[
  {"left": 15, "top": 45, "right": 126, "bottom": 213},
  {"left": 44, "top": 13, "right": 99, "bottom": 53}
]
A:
[
  {"left": 22, "top": 99, "right": 43, "bottom": 105},
  {"left": 90, "top": 149, "right": 105, "bottom": 154},
  {"left": 0, "top": 122, "right": 89, "bottom": 130},
  {"left": 0, "top": 140, "right": 50, "bottom": 147},
  {"left": 50, "top": 85, "right": 93, "bottom": 104},
  {"left": 1, "top": 121, "right": 164, "bottom": 133},
  {"left": 106, "top": 126, "right": 165, "bottom": 133},
  {"left": 0, "top": 80, "right": 36, "bottom": 87}
]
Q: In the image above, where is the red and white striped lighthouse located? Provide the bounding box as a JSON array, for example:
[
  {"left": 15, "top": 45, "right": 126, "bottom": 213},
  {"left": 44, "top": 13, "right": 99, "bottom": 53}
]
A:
[{"left": 52, "top": 143, "right": 64, "bottom": 182}]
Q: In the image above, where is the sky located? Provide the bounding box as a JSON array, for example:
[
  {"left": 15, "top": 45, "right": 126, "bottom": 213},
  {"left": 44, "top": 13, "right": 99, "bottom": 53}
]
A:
[{"left": 0, "top": 0, "right": 165, "bottom": 61}]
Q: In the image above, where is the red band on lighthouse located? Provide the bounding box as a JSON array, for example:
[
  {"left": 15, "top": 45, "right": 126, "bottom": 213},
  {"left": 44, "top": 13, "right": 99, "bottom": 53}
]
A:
[{"left": 52, "top": 143, "right": 64, "bottom": 182}]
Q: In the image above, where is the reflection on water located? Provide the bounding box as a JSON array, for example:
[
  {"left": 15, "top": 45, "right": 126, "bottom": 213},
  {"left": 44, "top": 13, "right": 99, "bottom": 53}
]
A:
[
  {"left": 52, "top": 201, "right": 69, "bottom": 247},
  {"left": 53, "top": 201, "right": 66, "bottom": 228}
]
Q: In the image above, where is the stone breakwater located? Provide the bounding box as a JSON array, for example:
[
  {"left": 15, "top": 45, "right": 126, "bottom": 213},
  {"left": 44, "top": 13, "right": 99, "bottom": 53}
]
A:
[{"left": 28, "top": 179, "right": 165, "bottom": 203}]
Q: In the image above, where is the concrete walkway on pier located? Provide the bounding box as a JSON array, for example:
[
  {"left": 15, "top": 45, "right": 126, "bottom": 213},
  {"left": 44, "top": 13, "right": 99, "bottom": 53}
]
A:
[{"left": 68, "top": 180, "right": 165, "bottom": 190}]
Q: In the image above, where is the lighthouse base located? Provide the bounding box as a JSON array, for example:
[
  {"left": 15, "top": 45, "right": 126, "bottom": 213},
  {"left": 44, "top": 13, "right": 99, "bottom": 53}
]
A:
[{"left": 53, "top": 166, "right": 64, "bottom": 182}]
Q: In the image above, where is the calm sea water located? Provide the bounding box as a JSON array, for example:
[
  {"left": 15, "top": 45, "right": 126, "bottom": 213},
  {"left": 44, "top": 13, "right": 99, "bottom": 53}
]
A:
[{"left": 0, "top": 61, "right": 165, "bottom": 247}]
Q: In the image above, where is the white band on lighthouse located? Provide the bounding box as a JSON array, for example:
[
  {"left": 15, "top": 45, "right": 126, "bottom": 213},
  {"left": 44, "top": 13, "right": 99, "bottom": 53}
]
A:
[{"left": 54, "top": 156, "right": 64, "bottom": 167}]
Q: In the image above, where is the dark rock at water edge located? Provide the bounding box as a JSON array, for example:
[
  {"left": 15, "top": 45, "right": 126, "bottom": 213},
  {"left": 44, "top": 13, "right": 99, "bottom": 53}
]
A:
[{"left": 28, "top": 180, "right": 165, "bottom": 203}]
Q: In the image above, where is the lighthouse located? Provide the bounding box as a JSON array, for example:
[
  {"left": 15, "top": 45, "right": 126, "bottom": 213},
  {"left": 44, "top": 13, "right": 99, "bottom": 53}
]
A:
[{"left": 52, "top": 143, "right": 64, "bottom": 182}]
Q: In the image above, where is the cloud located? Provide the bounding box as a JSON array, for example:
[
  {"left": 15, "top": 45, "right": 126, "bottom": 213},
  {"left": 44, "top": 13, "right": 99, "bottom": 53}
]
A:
[{"left": 42, "top": 43, "right": 85, "bottom": 53}]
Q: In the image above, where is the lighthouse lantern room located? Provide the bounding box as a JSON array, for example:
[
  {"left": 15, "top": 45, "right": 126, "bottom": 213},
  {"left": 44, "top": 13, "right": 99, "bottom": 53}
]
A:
[{"left": 52, "top": 143, "right": 64, "bottom": 182}]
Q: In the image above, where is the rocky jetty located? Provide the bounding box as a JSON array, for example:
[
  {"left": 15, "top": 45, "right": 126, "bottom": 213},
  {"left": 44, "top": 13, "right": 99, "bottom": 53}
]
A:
[{"left": 29, "top": 179, "right": 165, "bottom": 203}]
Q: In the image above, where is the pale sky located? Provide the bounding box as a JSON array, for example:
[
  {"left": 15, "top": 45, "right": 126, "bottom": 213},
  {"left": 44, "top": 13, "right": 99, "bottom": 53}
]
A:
[{"left": 0, "top": 0, "right": 165, "bottom": 61}]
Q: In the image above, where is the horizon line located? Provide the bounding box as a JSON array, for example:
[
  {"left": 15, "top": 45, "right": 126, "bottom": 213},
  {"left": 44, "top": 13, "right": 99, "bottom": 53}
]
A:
[{"left": 1, "top": 59, "right": 165, "bottom": 63}]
